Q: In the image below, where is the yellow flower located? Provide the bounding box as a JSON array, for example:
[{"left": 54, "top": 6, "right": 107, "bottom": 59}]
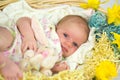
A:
[
  {"left": 80, "top": 0, "right": 100, "bottom": 9},
  {"left": 112, "top": 32, "right": 120, "bottom": 48},
  {"left": 107, "top": 4, "right": 120, "bottom": 25},
  {"left": 95, "top": 60, "right": 117, "bottom": 80}
]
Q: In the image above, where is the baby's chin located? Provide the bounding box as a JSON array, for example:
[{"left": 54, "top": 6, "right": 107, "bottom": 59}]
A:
[
  {"left": 62, "top": 52, "right": 70, "bottom": 58},
  {"left": 61, "top": 52, "right": 66, "bottom": 58}
]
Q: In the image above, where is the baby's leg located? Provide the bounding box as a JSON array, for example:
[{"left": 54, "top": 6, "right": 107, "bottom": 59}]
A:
[
  {"left": 0, "top": 27, "right": 14, "bottom": 52},
  {"left": 0, "top": 27, "right": 23, "bottom": 79}
]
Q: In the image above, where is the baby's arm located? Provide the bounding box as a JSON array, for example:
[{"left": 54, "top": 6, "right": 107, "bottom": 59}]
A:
[
  {"left": 0, "top": 53, "right": 23, "bottom": 80},
  {"left": 16, "top": 17, "right": 37, "bottom": 53},
  {"left": 51, "top": 62, "right": 69, "bottom": 74}
]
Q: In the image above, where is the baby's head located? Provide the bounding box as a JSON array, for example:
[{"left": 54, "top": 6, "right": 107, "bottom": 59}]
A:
[
  {"left": 56, "top": 15, "right": 90, "bottom": 57},
  {"left": 0, "top": 27, "right": 14, "bottom": 51}
]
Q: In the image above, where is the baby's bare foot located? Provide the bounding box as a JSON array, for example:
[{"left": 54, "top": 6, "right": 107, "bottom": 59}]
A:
[{"left": 0, "top": 55, "right": 23, "bottom": 80}]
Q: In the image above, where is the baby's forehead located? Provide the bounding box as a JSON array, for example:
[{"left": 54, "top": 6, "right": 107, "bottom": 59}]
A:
[
  {"left": 57, "top": 15, "right": 90, "bottom": 35},
  {"left": 67, "top": 19, "right": 89, "bottom": 33},
  {"left": 65, "top": 24, "right": 89, "bottom": 44},
  {"left": 57, "top": 15, "right": 87, "bottom": 25},
  {"left": 62, "top": 16, "right": 88, "bottom": 28}
]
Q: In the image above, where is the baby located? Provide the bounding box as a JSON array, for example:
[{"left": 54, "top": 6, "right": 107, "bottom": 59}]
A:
[
  {"left": 17, "top": 15, "right": 89, "bottom": 74},
  {"left": 0, "top": 15, "right": 89, "bottom": 79},
  {"left": 51, "top": 15, "right": 89, "bottom": 73},
  {"left": 0, "top": 27, "right": 23, "bottom": 80}
]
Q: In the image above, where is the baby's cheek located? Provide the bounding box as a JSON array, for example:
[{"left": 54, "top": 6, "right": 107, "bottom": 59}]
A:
[{"left": 71, "top": 47, "right": 77, "bottom": 53}]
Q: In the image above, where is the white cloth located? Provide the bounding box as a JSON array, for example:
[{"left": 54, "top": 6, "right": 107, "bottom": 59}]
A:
[
  {"left": 65, "top": 28, "right": 95, "bottom": 70},
  {"left": 31, "top": 17, "right": 61, "bottom": 56},
  {"left": 0, "top": 0, "right": 95, "bottom": 70}
]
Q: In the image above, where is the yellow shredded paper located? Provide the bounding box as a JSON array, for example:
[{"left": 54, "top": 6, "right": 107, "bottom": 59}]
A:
[{"left": 0, "top": 33, "right": 118, "bottom": 80}]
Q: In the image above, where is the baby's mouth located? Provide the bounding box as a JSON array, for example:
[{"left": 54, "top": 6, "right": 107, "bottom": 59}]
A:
[{"left": 61, "top": 45, "right": 68, "bottom": 53}]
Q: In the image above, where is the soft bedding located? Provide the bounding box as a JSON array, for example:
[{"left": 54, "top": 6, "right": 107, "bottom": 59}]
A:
[
  {"left": 0, "top": 0, "right": 120, "bottom": 80},
  {"left": 0, "top": 0, "right": 95, "bottom": 63}
]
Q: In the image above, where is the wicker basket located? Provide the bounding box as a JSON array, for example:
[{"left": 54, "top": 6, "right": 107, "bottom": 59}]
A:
[
  {"left": 0, "top": 0, "right": 86, "bottom": 10},
  {"left": 0, "top": 0, "right": 119, "bottom": 80}
]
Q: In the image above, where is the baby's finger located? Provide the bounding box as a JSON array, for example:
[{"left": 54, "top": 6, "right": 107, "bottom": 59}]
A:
[
  {"left": 33, "top": 45, "right": 37, "bottom": 52},
  {"left": 21, "top": 44, "right": 25, "bottom": 53},
  {"left": 62, "top": 62, "right": 69, "bottom": 69},
  {"left": 7, "top": 76, "right": 14, "bottom": 80},
  {"left": 3, "top": 74, "right": 12, "bottom": 80},
  {"left": 62, "top": 62, "right": 67, "bottom": 65},
  {"left": 8, "top": 74, "right": 17, "bottom": 80},
  {"left": 22, "top": 45, "right": 28, "bottom": 53},
  {"left": 4, "top": 77, "right": 8, "bottom": 80},
  {"left": 17, "top": 71, "right": 23, "bottom": 79},
  {"left": 28, "top": 45, "right": 33, "bottom": 50},
  {"left": 13, "top": 77, "right": 19, "bottom": 80},
  {"left": 6, "top": 77, "right": 10, "bottom": 80},
  {"left": 66, "top": 65, "right": 70, "bottom": 70},
  {"left": 10, "top": 76, "right": 18, "bottom": 80},
  {"left": 36, "top": 48, "right": 42, "bottom": 54}
]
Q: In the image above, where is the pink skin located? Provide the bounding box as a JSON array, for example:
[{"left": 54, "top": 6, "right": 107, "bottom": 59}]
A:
[
  {"left": 16, "top": 17, "right": 89, "bottom": 74},
  {"left": 56, "top": 22, "right": 88, "bottom": 57},
  {"left": 51, "top": 21, "right": 88, "bottom": 73},
  {"left": 51, "top": 62, "right": 69, "bottom": 73},
  {"left": 0, "top": 53, "right": 23, "bottom": 80}
]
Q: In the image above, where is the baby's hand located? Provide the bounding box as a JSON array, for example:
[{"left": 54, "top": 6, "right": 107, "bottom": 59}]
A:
[
  {"left": 51, "top": 62, "right": 69, "bottom": 73},
  {"left": 0, "top": 57, "right": 23, "bottom": 80},
  {"left": 21, "top": 36, "right": 37, "bottom": 53}
]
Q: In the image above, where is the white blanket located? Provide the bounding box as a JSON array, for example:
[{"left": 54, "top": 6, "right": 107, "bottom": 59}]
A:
[{"left": 0, "top": 0, "right": 95, "bottom": 70}]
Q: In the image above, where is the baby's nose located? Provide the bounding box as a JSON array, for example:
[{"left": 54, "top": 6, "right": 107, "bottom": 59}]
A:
[{"left": 66, "top": 42, "right": 72, "bottom": 48}]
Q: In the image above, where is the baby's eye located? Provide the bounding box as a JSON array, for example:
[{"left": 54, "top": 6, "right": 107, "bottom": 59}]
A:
[
  {"left": 73, "top": 42, "right": 78, "bottom": 48},
  {"left": 63, "top": 33, "right": 68, "bottom": 37}
]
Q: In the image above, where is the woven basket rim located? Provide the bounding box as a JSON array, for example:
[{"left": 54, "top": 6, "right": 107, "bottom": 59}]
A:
[{"left": 0, "top": 0, "right": 86, "bottom": 10}]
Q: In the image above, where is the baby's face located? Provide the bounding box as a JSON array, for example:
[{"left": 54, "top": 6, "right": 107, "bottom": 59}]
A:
[{"left": 56, "top": 22, "right": 88, "bottom": 57}]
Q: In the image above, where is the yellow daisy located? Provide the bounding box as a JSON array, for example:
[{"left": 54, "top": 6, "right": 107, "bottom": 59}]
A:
[
  {"left": 107, "top": 4, "right": 120, "bottom": 25},
  {"left": 112, "top": 32, "right": 120, "bottom": 48},
  {"left": 80, "top": 0, "right": 100, "bottom": 10},
  {"left": 95, "top": 60, "right": 117, "bottom": 80}
]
